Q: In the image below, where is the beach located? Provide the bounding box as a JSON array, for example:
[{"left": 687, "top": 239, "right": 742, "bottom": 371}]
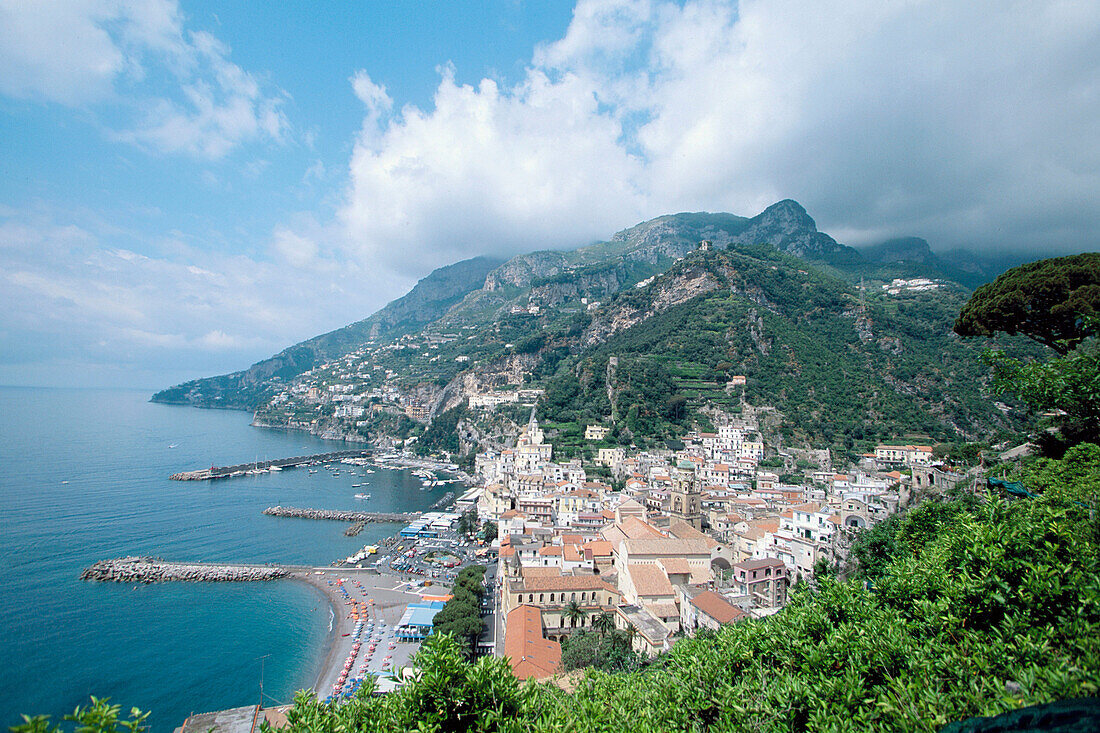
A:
[{"left": 292, "top": 569, "right": 439, "bottom": 699}]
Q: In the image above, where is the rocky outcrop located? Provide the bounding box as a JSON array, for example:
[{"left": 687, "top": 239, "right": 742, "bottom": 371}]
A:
[
  {"left": 582, "top": 264, "right": 722, "bottom": 347},
  {"left": 725, "top": 200, "right": 852, "bottom": 260},
  {"left": 483, "top": 251, "right": 569, "bottom": 290}
]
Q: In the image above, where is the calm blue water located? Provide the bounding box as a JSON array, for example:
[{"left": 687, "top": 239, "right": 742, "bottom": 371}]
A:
[{"left": 0, "top": 387, "right": 450, "bottom": 732}]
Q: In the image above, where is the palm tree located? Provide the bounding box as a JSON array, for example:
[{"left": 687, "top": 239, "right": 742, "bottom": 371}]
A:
[
  {"left": 592, "top": 611, "right": 615, "bottom": 636},
  {"left": 562, "top": 600, "right": 587, "bottom": 629}
]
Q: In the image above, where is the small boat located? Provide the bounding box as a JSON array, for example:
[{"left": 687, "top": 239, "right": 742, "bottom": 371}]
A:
[
  {"left": 354, "top": 493, "right": 371, "bottom": 500},
  {"left": 352, "top": 483, "right": 363, "bottom": 487},
  {"left": 168, "top": 444, "right": 178, "bottom": 449}
]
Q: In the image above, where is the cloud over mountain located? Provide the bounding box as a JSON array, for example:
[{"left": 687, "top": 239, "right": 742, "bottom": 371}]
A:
[{"left": 337, "top": 0, "right": 1100, "bottom": 273}]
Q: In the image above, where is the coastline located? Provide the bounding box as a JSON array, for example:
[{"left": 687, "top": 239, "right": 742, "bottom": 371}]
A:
[{"left": 289, "top": 569, "right": 427, "bottom": 699}]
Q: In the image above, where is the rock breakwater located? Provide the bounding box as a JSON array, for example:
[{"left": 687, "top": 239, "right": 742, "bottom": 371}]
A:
[
  {"left": 262, "top": 506, "right": 419, "bottom": 523},
  {"left": 81, "top": 557, "right": 289, "bottom": 583}
]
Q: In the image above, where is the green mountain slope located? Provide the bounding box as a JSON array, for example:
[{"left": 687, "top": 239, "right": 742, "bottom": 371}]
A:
[{"left": 534, "top": 246, "right": 1032, "bottom": 452}]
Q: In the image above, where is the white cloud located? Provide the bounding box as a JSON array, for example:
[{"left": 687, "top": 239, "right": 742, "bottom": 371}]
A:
[
  {"left": 338, "top": 0, "right": 1100, "bottom": 267},
  {"left": 341, "top": 64, "right": 647, "bottom": 274},
  {"left": 0, "top": 206, "right": 407, "bottom": 385},
  {"left": 0, "top": 0, "right": 288, "bottom": 158},
  {"left": 272, "top": 226, "right": 320, "bottom": 268}
]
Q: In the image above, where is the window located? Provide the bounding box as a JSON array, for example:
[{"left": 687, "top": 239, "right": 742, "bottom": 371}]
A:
[
  {"left": 550, "top": 593, "right": 555, "bottom": 602},
  {"left": 528, "top": 594, "right": 533, "bottom": 603},
  {"left": 581, "top": 592, "right": 586, "bottom": 601},
  {"left": 539, "top": 593, "right": 544, "bottom": 603}
]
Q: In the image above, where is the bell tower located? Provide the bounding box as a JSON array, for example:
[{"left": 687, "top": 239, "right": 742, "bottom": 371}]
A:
[{"left": 670, "top": 460, "right": 702, "bottom": 529}]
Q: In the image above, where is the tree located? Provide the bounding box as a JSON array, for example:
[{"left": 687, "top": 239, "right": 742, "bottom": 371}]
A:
[
  {"left": 592, "top": 611, "right": 615, "bottom": 636},
  {"left": 562, "top": 600, "right": 587, "bottom": 629},
  {"left": 983, "top": 343, "right": 1100, "bottom": 448},
  {"left": 481, "top": 520, "right": 497, "bottom": 542},
  {"left": 953, "top": 253, "right": 1100, "bottom": 354},
  {"left": 457, "top": 508, "right": 478, "bottom": 538}
]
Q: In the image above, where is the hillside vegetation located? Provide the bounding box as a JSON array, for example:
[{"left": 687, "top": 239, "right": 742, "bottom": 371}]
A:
[{"left": 539, "top": 247, "right": 1031, "bottom": 452}]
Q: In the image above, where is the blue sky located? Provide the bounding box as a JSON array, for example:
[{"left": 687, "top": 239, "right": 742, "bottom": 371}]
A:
[{"left": 1, "top": 1, "right": 1098, "bottom": 390}]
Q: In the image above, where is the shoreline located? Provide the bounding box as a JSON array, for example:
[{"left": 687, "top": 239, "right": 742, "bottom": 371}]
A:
[{"left": 288, "top": 569, "right": 429, "bottom": 700}]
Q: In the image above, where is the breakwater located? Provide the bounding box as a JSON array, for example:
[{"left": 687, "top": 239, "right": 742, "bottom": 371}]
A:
[
  {"left": 81, "top": 557, "right": 290, "bottom": 583},
  {"left": 170, "top": 449, "right": 372, "bottom": 481},
  {"left": 262, "top": 506, "right": 419, "bottom": 523}
]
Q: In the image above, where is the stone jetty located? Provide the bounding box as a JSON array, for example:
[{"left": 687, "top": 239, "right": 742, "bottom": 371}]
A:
[
  {"left": 345, "top": 521, "right": 367, "bottom": 536},
  {"left": 171, "top": 449, "right": 372, "bottom": 481},
  {"left": 263, "top": 506, "right": 419, "bottom": 523},
  {"left": 81, "top": 557, "right": 290, "bottom": 583}
]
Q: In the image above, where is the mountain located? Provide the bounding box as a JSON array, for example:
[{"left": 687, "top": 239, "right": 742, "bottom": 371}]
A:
[
  {"left": 151, "top": 255, "right": 503, "bottom": 408},
  {"left": 539, "top": 246, "right": 1028, "bottom": 450},
  {"left": 153, "top": 200, "right": 1032, "bottom": 449}
]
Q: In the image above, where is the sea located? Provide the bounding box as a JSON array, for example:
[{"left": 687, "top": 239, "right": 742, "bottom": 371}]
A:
[{"left": 0, "top": 387, "right": 453, "bottom": 732}]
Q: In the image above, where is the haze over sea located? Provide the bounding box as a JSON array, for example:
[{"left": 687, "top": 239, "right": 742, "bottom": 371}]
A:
[{"left": 0, "top": 387, "right": 449, "bottom": 732}]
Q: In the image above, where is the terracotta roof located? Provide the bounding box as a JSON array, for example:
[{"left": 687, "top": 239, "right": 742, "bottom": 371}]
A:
[
  {"left": 620, "top": 517, "right": 669, "bottom": 540},
  {"left": 505, "top": 606, "right": 560, "bottom": 680},
  {"left": 690, "top": 591, "right": 745, "bottom": 625},
  {"left": 518, "top": 574, "right": 619, "bottom": 593},
  {"left": 623, "top": 538, "right": 711, "bottom": 556},
  {"left": 645, "top": 600, "right": 680, "bottom": 619},
  {"left": 582, "top": 540, "right": 613, "bottom": 557},
  {"left": 667, "top": 519, "right": 718, "bottom": 547},
  {"left": 734, "top": 558, "right": 786, "bottom": 571},
  {"left": 750, "top": 519, "right": 780, "bottom": 533},
  {"left": 657, "top": 557, "right": 692, "bottom": 575},
  {"left": 538, "top": 545, "right": 562, "bottom": 556},
  {"left": 521, "top": 567, "right": 561, "bottom": 579},
  {"left": 628, "top": 564, "right": 676, "bottom": 598}
]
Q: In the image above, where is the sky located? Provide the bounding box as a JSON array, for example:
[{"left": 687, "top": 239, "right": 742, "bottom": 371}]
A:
[{"left": 1, "top": 0, "right": 1098, "bottom": 390}]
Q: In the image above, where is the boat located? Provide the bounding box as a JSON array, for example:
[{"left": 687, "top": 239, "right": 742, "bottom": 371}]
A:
[
  {"left": 168, "top": 444, "right": 178, "bottom": 449},
  {"left": 354, "top": 493, "right": 371, "bottom": 500},
  {"left": 352, "top": 483, "right": 363, "bottom": 487}
]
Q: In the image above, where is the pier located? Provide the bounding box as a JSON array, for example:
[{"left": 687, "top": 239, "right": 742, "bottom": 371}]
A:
[
  {"left": 170, "top": 449, "right": 372, "bottom": 480},
  {"left": 262, "top": 505, "right": 420, "bottom": 523},
  {"left": 81, "top": 557, "right": 290, "bottom": 583}
]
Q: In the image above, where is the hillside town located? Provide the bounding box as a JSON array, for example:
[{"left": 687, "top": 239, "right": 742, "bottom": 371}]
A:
[{"left": 454, "top": 409, "right": 968, "bottom": 680}]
